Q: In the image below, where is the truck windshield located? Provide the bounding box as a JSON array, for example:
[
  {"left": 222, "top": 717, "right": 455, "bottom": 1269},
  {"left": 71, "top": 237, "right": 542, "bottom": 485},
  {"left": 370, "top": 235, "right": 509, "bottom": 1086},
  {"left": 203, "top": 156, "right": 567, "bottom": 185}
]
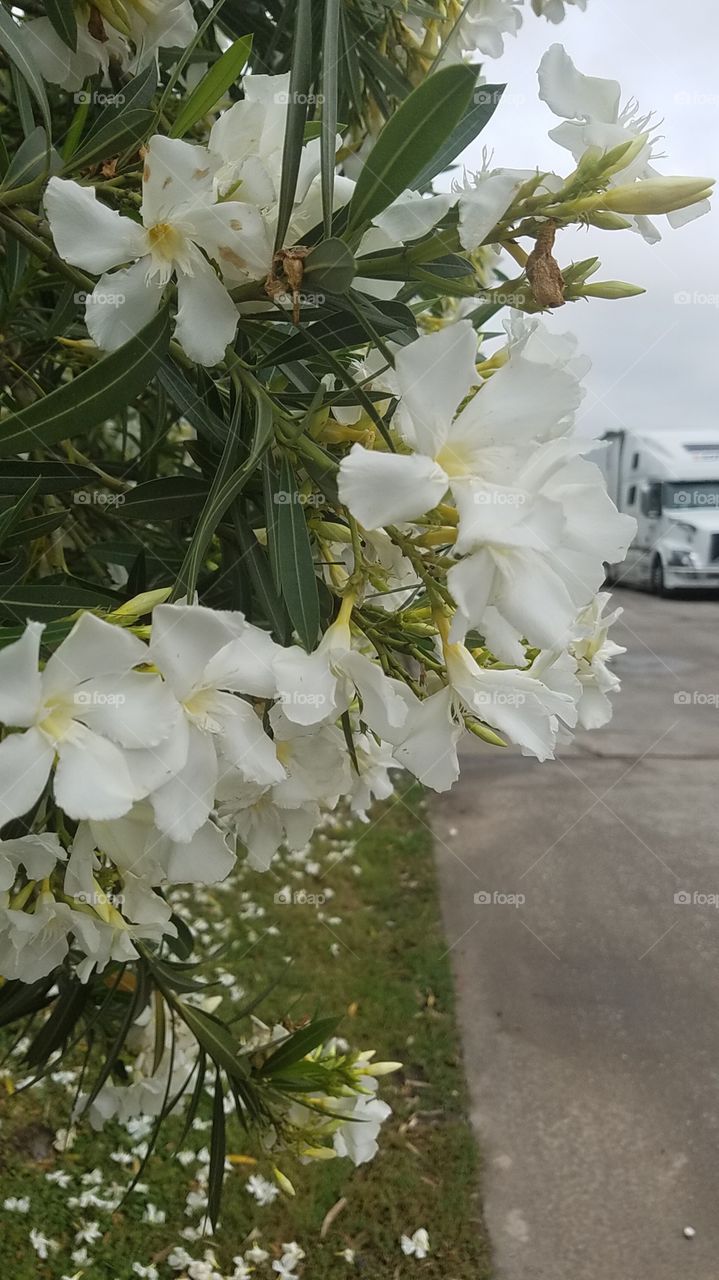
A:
[{"left": 663, "top": 482, "right": 719, "bottom": 510}]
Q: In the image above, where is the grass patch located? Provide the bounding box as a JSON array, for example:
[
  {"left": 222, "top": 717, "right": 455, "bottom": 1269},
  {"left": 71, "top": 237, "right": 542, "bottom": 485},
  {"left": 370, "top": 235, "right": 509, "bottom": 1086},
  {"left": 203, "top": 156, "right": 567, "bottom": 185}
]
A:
[{"left": 0, "top": 783, "right": 491, "bottom": 1280}]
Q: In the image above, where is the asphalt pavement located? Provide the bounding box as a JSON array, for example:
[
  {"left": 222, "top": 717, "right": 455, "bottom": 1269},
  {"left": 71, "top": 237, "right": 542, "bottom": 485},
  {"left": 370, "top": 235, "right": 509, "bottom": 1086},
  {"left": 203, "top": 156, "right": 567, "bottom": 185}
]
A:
[{"left": 433, "top": 587, "right": 719, "bottom": 1280}]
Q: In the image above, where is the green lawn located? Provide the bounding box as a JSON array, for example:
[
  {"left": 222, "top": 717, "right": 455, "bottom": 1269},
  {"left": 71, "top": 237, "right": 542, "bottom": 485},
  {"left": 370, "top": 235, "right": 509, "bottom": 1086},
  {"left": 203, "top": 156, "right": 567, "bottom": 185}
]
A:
[{"left": 0, "top": 784, "right": 492, "bottom": 1280}]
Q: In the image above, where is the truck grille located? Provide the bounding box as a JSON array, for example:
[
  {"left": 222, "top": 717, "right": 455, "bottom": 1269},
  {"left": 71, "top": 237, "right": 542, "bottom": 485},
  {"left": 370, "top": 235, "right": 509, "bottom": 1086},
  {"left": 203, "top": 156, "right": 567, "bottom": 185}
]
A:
[{"left": 710, "top": 534, "right": 719, "bottom": 563}]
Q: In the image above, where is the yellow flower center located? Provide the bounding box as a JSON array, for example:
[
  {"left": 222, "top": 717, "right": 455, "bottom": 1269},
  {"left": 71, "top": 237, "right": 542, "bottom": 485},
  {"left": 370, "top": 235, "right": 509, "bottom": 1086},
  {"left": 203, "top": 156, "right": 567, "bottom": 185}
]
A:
[
  {"left": 435, "top": 441, "right": 473, "bottom": 478},
  {"left": 147, "top": 221, "right": 186, "bottom": 263}
]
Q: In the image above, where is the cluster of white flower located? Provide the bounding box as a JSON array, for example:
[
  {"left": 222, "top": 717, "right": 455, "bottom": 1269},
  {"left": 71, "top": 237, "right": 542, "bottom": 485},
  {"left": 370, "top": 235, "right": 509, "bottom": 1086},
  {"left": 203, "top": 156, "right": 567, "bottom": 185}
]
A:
[{"left": 23, "top": 0, "right": 198, "bottom": 92}]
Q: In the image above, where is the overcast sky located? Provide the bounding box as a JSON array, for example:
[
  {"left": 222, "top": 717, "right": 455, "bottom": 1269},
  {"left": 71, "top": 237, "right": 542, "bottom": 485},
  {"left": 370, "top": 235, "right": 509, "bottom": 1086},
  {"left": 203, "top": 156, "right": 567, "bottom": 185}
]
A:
[{"left": 450, "top": 0, "right": 719, "bottom": 437}]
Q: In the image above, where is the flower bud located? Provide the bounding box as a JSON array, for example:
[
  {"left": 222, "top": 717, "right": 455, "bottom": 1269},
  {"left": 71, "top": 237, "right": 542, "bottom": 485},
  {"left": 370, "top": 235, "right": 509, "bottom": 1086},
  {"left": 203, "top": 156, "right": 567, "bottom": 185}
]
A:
[
  {"left": 580, "top": 281, "right": 646, "bottom": 299},
  {"left": 602, "top": 176, "right": 714, "bottom": 214},
  {"left": 587, "top": 211, "right": 633, "bottom": 231},
  {"left": 272, "top": 1166, "right": 296, "bottom": 1196}
]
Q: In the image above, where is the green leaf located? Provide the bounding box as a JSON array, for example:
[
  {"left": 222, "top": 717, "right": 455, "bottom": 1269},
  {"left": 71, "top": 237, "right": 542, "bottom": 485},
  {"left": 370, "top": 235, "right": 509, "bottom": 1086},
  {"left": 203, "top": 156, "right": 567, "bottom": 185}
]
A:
[
  {"left": 0, "top": 309, "right": 170, "bottom": 458},
  {"left": 344, "top": 64, "right": 477, "bottom": 238},
  {"left": 156, "top": 358, "right": 229, "bottom": 449},
  {"left": 273, "top": 0, "right": 313, "bottom": 251},
  {"left": 0, "top": 477, "right": 40, "bottom": 548},
  {"left": 303, "top": 237, "right": 355, "bottom": 294},
  {"left": 118, "top": 475, "right": 210, "bottom": 520},
  {"left": 67, "top": 109, "right": 154, "bottom": 172},
  {"left": 320, "top": 0, "right": 340, "bottom": 238},
  {"left": 260, "top": 1015, "right": 341, "bottom": 1075},
  {"left": 176, "top": 1002, "right": 250, "bottom": 1082},
  {"left": 44, "top": 0, "right": 77, "bottom": 51},
  {"left": 0, "top": 583, "right": 113, "bottom": 623},
  {"left": 208, "top": 1068, "right": 227, "bottom": 1229},
  {"left": 170, "top": 35, "right": 252, "bottom": 137},
  {"left": 26, "top": 980, "right": 88, "bottom": 1067},
  {"left": 0, "top": 7, "right": 51, "bottom": 134},
  {"left": 0, "top": 461, "right": 99, "bottom": 495},
  {"left": 0, "top": 127, "right": 49, "bottom": 194},
  {"left": 411, "top": 84, "right": 505, "bottom": 189},
  {"left": 231, "top": 512, "right": 291, "bottom": 644},
  {"left": 275, "top": 453, "right": 320, "bottom": 650}
]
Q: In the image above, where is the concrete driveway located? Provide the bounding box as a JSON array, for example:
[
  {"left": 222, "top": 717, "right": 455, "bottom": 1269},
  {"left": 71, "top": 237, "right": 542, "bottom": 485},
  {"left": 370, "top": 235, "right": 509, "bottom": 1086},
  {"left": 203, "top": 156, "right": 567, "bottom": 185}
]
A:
[{"left": 433, "top": 589, "right": 719, "bottom": 1280}]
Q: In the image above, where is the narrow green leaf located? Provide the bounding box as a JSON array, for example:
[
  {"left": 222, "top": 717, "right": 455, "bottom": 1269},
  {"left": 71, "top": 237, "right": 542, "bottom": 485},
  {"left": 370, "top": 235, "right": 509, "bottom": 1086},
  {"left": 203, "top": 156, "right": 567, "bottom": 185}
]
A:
[
  {"left": 66, "top": 109, "right": 154, "bottom": 172},
  {"left": 260, "top": 1015, "right": 340, "bottom": 1075},
  {"left": 208, "top": 1068, "right": 227, "bottom": 1229},
  {"left": 157, "top": 358, "right": 229, "bottom": 449},
  {"left": 303, "top": 237, "right": 355, "bottom": 294},
  {"left": 0, "top": 127, "right": 49, "bottom": 193},
  {"left": 44, "top": 0, "right": 77, "bottom": 51},
  {"left": 0, "top": 461, "right": 99, "bottom": 495},
  {"left": 344, "top": 64, "right": 477, "bottom": 238},
  {"left": 0, "top": 309, "right": 170, "bottom": 457},
  {"left": 275, "top": 453, "right": 320, "bottom": 650},
  {"left": 26, "top": 980, "right": 88, "bottom": 1067},
  {"left": 170, "top": 35, "right": 252, "bottom": 137},
  {"left": 411, "top": 84, "right": 505, "bottom": 190},
  {"left": 231, "top": 512, "right": 291, "bottom": 644},
  {"left": 320, "top": 0, "right": 340, "bottom": 238},
  {"left": 273, "top": 0, "right": 313, "bottom": 251},
  {"left": 0, "top": 477, "right": 40, "bottom": 548},
  {"left": 0, "top": 583, "right": 114, "bottom": 623},
  {"left": 118, "top": 475, "right": 210, "bottom": 520},
  {"left": 0, "top": 7, "right": 51, "bottom": 134}
]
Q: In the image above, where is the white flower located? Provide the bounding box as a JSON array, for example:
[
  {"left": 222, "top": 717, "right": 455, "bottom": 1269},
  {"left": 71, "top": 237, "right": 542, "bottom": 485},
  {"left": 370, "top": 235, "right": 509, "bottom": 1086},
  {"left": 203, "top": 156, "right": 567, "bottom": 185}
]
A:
[
  {"left": 3, "top": 1196, "right": 30, "bottom": 1213},
  {"left": 147, "top": 604, "right": 285, "bottom": 842},
  {"left": 0, "top": 613, "right": 179, "bottom": 825},
  {"left": 332, "top": 1077, "right": 392, "bottom": 1165},
  {"left": 168, "top": 1247, "right": 194, "bottom": 1271},
  {"left": 45, "top": 136, "right": 268, "bottom": 365},
  {"left": 443, "top": 0, "right": 522, "bottom": 60},
  {"left": 570, "top": 591, "right": 625, "bottom": 728},
  {"left": 30, "top": 1228, "right": 58, "bottom": 1259},
  {"left": 246, "top": 1173, "right": 280, "bottom": 1206},
  {"left": 401, "top": 1228, "right": 430, "bottom": 1259},
  {"left": 538, "top": 44, "right": 712, "bottom": 242},
  {"left": 0, "top": 892, "right": 106, "bottom": 983},
  {"left": 0, "top": 832, "right": 64, "bottom": 893},
  {"left": 75, "top": 1221, "right": 102, "bottom": 1245},
  {"left": 24, "top": 0, "right": 197, "bottom": 91},
  {"left": 209, "top": 73, "right": 351, "bottom": 260},
  {"left": 443, "top": 640, "right": 572, "bottom": 761},
  {"left": 244, "top": 1244, "right": 270, "bottom": 1264},
  {"left": 532, "top": 0, "right": 587, "bottom": 19}
]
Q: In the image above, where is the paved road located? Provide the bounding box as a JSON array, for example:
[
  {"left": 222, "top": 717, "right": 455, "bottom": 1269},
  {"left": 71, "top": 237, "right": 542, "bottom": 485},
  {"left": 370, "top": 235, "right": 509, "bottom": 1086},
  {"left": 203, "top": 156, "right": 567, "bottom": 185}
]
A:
[{"left": 433, "top": 588, "right": 719, "bottom": 1280}]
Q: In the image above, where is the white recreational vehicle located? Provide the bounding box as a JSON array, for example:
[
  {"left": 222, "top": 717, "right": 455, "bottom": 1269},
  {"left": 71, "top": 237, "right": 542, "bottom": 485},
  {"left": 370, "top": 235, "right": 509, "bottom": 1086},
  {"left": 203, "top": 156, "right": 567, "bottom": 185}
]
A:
[{"left": 593, "top": 428, "right": 719, "bottom": 594}]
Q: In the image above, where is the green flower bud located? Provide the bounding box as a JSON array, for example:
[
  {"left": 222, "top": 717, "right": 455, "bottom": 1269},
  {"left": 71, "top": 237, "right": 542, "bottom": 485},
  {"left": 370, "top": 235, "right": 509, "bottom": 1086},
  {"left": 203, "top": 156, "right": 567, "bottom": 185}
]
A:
[{"left": 602, "top": 176, "right": 714, "bottom": 214}]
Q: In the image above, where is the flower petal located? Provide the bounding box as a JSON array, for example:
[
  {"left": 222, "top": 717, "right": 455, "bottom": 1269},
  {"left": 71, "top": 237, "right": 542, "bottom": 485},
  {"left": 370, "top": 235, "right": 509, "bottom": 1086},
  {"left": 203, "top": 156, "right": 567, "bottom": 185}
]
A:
[
  {"left": 215, "top": 694, "right": 285, "bottom": 785},
  {"left": 0, "top": 622, "right": 43, "bottom": 727},
  {"left": 85, "top": 259, "right": 162, "bottom": 353},
  {"left": 338, "top": 445, "right": 448, "bottom": 529},
  {"left": 149, "top": 604, "right": 243, "bottom": 699},
  {"left": 150, "top": 724, "right": 218, "bottom": 841},
  {"left": 203, "top": 628, "right": 280, "bottom": 699},
  {"left": 0, "top": 728, "right": 53, "bottom": 826},
  {"left": 272, "top": 646, "right": 338, "bottom": 726},
  {"left": 45, "top": 178, "right": 146, "bottom": 273},
  {"left": 174, "top": 249, "right": 238, "bottom": 365},
  {"left": 393, "top": 322, "right": 477, "bottom": 454},
  {"left": 74, "top": 671, "right": 179, "bottom": 749},
  {"left": 54, "top": 725, "right": 144, "bottom": 820},
  {"left": 141, "top": 135, "right": 216, "bottom": 225},
  {"left": 389, "top": 686, "right": 462, "bottom": 792},
  {"left": 458, "top": 171, "right": 525, "bottom": 251},
  {"left": 187, "top": 200, "right": 271, "bottom": 282},
  {"left": 43, "top": 612, "right": 149, "bottom": 698},
  {"left": 537, "top": 44, "right": 621, "bottom": 123},
  {"left": 165, "top": 820, "right": 235, "bottom": 885}
]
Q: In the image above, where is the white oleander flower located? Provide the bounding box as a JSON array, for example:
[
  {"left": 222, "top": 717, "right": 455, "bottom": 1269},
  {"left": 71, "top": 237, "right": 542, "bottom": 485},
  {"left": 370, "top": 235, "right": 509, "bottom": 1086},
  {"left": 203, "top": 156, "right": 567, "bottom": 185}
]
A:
[
  {"left": 443, "top": 0, "right": 522, "bottom": 61},
  {"left": 532, "top": 0, "right": 587, "bottom": 21},
  {"left": 45, "top": 136, "right": 268, "bottom": 365},
  {"left": 538, "top": 44, "right": 713, "bottom": 242},
  {"left": 570, "top": 591, "right": 625, "bottom": 728},
  {"left": 147, "top": 604, "right": 285, "bottom": 842},
  {"left": 24, "top": 0, "right": 197, "bottom": 92},
  {"left": 0, "top": 613, "right": 178, "bottom": 825},
  {"left": 401, "top": 1228, "right": 430, "bottom": 1258}
]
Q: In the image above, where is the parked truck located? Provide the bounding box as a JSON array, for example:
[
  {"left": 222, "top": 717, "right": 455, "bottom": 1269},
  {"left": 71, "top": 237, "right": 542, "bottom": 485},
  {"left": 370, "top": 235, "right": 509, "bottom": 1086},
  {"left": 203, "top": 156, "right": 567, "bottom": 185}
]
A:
[{"left": 592, "top": 428, "right": 719, "bottom": 594}]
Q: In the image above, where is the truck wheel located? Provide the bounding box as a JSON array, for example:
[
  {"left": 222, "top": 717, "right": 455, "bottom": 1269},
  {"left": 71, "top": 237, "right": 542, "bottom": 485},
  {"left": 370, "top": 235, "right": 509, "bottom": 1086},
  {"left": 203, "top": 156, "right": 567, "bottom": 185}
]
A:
[{"left": 650, "top": 557, "right": 670, "bottom": 597}]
